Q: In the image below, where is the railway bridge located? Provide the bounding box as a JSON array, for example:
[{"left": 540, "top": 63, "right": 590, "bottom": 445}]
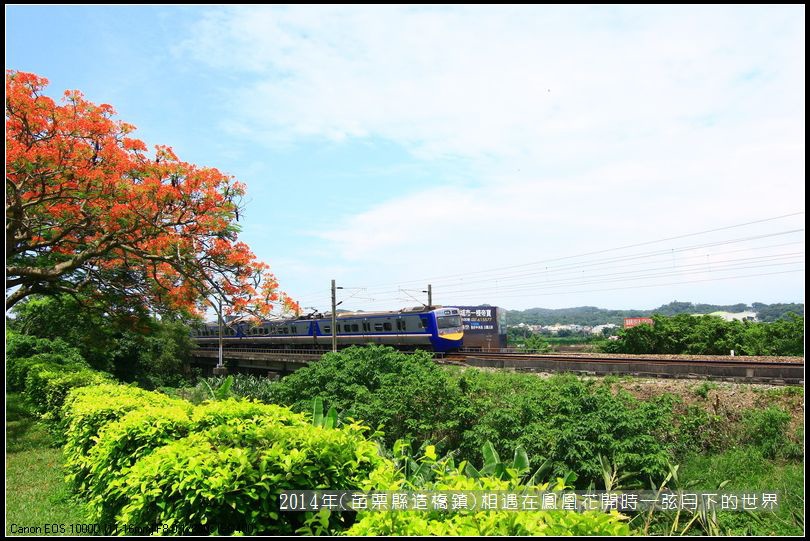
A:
[{"left": 190, "top": 348, "right": 803, "bottom": 385}]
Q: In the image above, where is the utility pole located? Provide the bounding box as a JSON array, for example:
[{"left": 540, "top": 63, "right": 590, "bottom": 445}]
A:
[
  {"left": 427, "top": 284, "right": 432, "bottom": 309},
  {"left": 214, "top": 297, "right": 227, "bottom": 375},
  {"left": 331, "top": 280, "right": 338, "bottom": 352}
]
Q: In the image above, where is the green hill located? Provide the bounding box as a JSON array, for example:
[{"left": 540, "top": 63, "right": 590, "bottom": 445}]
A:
[{"left": 505, "top": 301, "right": 803, "bottom": 326}]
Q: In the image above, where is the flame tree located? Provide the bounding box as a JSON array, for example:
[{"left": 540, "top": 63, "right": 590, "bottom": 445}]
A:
[{"left": 6, "top": 70, "right": 298, "bottom": 319}]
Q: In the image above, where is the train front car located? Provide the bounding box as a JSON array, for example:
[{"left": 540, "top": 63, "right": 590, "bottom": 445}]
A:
[{"left": 428, "top": 307, "right": 464, "bottom": 352}]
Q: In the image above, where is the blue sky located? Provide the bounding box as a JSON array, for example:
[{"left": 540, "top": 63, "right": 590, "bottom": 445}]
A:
[{"left": 7, "top": 6, "right": 805, "bottom": 313}]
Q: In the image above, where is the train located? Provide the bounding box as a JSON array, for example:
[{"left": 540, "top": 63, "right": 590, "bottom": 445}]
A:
[{"left": 191, "top": 306, "right": 465, "bottom": 353}]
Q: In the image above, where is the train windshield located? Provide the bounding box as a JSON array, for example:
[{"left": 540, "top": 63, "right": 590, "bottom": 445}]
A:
[{"left": 437, "top": 315, "right": 462, "bottom": 329}]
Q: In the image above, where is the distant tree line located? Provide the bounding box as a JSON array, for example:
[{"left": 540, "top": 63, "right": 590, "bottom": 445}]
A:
[
  {"left": 506, "top": 301, "right": 803, "bottom": 327},
  {"left": 600, "top": 314, "right": 804, "bottom": 356}
]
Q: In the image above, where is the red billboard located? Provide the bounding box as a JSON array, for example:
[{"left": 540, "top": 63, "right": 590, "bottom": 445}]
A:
[{"left": 623, "top": 317, "right": 654, "bottom": 329}]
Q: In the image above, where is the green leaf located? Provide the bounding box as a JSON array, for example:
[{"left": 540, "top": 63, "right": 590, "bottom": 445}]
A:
[
  {"left": 464, "top": 462, "right": 482, "bottom": 479},
  {"left": 482, "top": 441, "right": 501, "bottom": 469},
  {"left": 324, "top": 406, "right": 338, "bottom": 429},
  {"left": 512, "top": 445, "right": 529, "bottom": 473},
  {"left": 312, "top": 397, "right": 324, "bottom": 427}
]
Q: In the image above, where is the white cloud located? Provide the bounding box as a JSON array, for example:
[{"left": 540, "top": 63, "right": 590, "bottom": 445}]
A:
[
  {"left": 180, "top": 6, "right": 804, "bottom": 162},
  {"left": 177, "top": 6, "right": 804, "bottom": 309}
]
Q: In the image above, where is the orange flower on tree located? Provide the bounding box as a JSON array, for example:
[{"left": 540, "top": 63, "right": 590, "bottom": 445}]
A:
[{"left": 6, "top": 70, "right": 296, "bottom": 319}]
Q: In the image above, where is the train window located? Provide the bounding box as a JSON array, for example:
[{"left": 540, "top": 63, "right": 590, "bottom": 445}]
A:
[
  {"left": 383, "top": 322, "right": 392, "bottom": 331},
  {"left": 344, "top": 324, "right": 352, "bottom": 332},
  {"left": 396, "top": 319, "right": 405, "bottom": 331},
  {"left": 352, "top": 324, "right": 359, "bottom": 332},
  {"left": 437, "top": 315, "right": 462, "bottom": 329},
  {"left": 363, "top": 322, "right": 370, "bottom": 332},
  {"left": 324, "top": 326, "right": 331, "bottom": 333},
  {"left": 374, "top": 323, "right": 384, "bottom": 331},
  {"left": 419, "top": 318, "right": 428, "bottom": 328}
]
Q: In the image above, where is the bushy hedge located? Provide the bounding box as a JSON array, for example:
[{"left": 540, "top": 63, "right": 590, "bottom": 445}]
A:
[
  {"left": 62, "top": 384, "right": 185, "bottom": 493},
  {"left": 7, "top": 331, "right": 89, "bottom": 392},
  {"left": 347, "top": 456, "right": 630, "bottom": 536},
  {"left": 6, "top": 331, "right": 85, "bottom": 364},
  {"left": 191, "top": 398, "right": 307, "bottom": 430},
  {"left": 25, "top": 366, "right": 114, "bottom": 423},
  {"left": 8, "top": 354, "right": 89, "bottom": 392},
  {"left": 84, "top": 404, "right": 194, "bottom": 525},
  {"left": 112, "top": 417, "right": 394, "bottom": 535},
  {"left": 7, "top": 331, "right": 116, "bottom": 439}
]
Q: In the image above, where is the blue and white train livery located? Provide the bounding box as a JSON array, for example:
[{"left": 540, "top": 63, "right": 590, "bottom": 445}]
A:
[{"left": 192, "top": 307, "right": 464, "bottom": 353}]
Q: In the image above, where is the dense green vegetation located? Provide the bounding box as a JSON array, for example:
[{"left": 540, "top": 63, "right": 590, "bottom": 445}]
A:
[
  {"left": 7, "top": 338, "right": 633, "bottom": 536},
  {"left": 601, "top": 314, "right": 804, "bottom": 356},
  {"left": 8, "top": 295, "right": 195, "bottom": 389},
  {"left": 506, "top": 301, "right": 804, "bottom": 326},
  {"left": 269, "top": 346, "right": 678, "bottom": 486},
  {"left": 6, "top": 331, "right": 803, "bottom": 535}
]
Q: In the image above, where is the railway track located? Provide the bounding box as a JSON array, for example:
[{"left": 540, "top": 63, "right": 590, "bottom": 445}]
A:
[
  {"left": 439, "top": 351, "right": 803, "bottom": 385},
  {"left": 189, "top": 348, "right": 803, "bottom": 384},
  {"left": 443, "top": 351, "right": 803, "bottom": 367}
]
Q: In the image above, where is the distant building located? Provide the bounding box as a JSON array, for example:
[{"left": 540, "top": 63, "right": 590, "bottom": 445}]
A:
[
  {"left": 591, "top": 323, "right": 618, "bottom": 335},
  {"left": 705, "top": 311, "right": 758, "bottom": 322}
]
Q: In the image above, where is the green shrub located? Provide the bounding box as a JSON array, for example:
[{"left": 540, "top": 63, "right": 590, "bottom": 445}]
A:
[
  {"left": 83, "top": 399, "right": 313, "bottom": 525},
  {"left": 274, "top": 348, "right": 676, "bottom": 487},
  {"left": 113, "top": 416, "right": 394, "bottom": 535},
  {"left": 742, "top": 406, "right": 802, "bottom": 459},
  {"left": 349, "top": 505, "right": 630, "bottom": 536},
  {"left": 271, "top": 346, "right": 465, "bottom": 452},
  {"left": 6, "top": 330, "right": 88, "bottom": 393},
  {"left": 670, "top": 404, "right": 731, "bottom": 456},
  {"left": 23, "top": 364, "right": 114, "bottom": 431},
  {"left": 8, "top": 354, "right": 90, "bottom": 392},
  {"left": 192, "top": 399, "right": 307, "bottom": 430},
  {"left": 601, "top": 314, "right": 804, "bottom": 356},
  {"left": 347, "top": 458, "right": 629, "bottom": 536},
  {"left": 693, "top": 381, "right": 718, "bottom": 399},
  {"left": 62, "top": 384, "right": 184, "bottom": 493},
  {"left": 453, "top": 372, "right": 675, "bottom": 486},
  {"left": 6, "top": 331, "right": 85, "bottom": 362},
  {"left": 84, "top": 404, "right": 194, "bottom": 524}
]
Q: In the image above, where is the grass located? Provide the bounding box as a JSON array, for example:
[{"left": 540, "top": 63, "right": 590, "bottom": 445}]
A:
[
  {"left": 674, "top": 447, "right": 804, "bottom": 536},
  {"left": 6, "top": 393, "right": 92, "bottom": 536}
]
